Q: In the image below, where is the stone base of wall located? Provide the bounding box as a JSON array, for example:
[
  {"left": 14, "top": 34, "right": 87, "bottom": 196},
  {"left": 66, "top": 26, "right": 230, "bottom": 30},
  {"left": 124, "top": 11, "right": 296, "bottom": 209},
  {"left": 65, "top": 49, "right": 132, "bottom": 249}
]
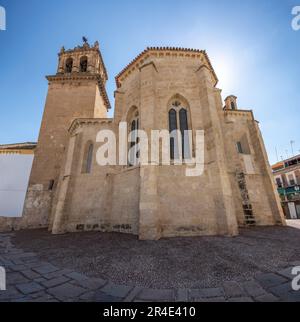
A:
[
  {"left": 0, "top": 217, "right": 22, "bottom": 232},
  {"left": 0, "top": 216, "right": 49, "bottom": 233},
  {"left": 0, "top": 215, "right": 286, "bottom": 239},
  {"left": 65, "top": 221, "right": 137, "bottom": 235}
]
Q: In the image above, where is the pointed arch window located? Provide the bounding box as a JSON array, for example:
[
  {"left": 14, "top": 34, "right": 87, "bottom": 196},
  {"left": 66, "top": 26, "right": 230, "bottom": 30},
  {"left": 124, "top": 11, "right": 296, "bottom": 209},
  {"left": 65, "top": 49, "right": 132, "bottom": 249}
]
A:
[
  {"left": 168, "top": 99, "right": 191, "bottom": 161},
  {"left": 169, "top": 109, "right": 177, "bottom": 160},
  {"left": 128, "top": 111, "right": 139, "bottom": 166},
  {"left": 179, "top": 108, "right": 191, "bottom": 159}
]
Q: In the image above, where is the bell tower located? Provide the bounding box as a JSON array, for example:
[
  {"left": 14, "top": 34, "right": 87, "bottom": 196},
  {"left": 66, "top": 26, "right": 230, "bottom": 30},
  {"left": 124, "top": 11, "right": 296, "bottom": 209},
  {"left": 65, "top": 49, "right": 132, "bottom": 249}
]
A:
[
  {"left": 21, "top": 39, "right": 110, "bottom": 229},
  {"left": 224, "top": 95, "right": 238, "bottom": 110}
]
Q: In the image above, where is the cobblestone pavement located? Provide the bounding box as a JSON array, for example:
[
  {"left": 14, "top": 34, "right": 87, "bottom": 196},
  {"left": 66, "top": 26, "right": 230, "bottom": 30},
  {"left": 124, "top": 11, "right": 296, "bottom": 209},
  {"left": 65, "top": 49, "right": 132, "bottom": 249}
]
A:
[{"left": 0, "top": 230, "right": 300, "bottom": 302}]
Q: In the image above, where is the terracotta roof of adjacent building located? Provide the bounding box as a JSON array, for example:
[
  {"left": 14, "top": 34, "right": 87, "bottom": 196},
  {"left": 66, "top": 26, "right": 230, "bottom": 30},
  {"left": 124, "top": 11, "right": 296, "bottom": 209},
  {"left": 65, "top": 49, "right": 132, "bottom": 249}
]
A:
[{"left": 0, "top": 142, "right": 37, "bottom": 150}]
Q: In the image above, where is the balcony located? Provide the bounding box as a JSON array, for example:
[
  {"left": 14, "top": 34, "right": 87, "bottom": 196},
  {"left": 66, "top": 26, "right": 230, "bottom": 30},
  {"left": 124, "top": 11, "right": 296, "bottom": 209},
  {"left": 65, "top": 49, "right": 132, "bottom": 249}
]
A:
[{"left": 278, "top": 185, "right": 300, "bottom": 202}]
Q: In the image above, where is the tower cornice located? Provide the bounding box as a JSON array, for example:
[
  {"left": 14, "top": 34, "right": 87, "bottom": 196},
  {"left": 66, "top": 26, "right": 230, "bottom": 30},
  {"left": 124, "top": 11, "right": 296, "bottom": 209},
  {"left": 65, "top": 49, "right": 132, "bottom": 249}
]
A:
[{"left": 46, "top": 74, "right": 111, "bottom": 110}]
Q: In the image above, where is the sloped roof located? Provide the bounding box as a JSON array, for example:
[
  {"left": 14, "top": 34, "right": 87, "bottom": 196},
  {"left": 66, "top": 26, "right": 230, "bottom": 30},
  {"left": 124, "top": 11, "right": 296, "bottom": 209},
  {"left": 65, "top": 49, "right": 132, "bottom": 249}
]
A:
[
  {"left": 115, "top": 47, "right": 218, "bottom": 88},
  {"left": 0, "top": 142, "right": 37, "bottom": 150},
  {"left": 272, "top": 162, "right": 284, "bottom": 171}
]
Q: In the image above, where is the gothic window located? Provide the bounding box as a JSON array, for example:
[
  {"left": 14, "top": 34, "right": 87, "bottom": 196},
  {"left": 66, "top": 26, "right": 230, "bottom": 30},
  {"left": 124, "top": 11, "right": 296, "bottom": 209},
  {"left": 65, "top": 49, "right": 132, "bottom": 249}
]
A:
[
  {"left": 169, "top": 109, "right": 177, "bottom": 160},
  {"left": 179, "top": 108, "right": 190, "bottom": 159},
  {"left": 80, "top": 56, "right": 88, "bottom": 72},
  {"left": 231, "top": 101, "right": 236, "bottom": 110},
  {"left": 128, "top": 111, "right": 139, "bottom": 166},
  {"left": 65, "top": 58, "right": 73, "bottom": 73},
  {"left": 168, "top": 99, "right": 191, "bottom": 161},
  {"left": 82, "top": 142, "right": 93, "bottom": 174}
]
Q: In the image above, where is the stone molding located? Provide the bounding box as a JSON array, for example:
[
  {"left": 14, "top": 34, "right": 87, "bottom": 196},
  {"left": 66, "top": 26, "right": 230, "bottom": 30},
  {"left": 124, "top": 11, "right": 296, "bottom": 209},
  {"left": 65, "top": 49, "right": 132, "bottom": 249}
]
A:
[
  {"left": 68, "top": 118, "right": 113, "bottom": 135},
  {"left": 224, "top": 109, "right": 255, "bottom": 121}
]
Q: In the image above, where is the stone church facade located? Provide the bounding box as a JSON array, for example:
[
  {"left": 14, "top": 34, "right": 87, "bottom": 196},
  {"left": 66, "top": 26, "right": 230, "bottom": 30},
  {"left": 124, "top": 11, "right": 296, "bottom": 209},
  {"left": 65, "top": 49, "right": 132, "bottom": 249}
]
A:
[{"left": 3, "top": 41, "right": 285, "bottom": 239}]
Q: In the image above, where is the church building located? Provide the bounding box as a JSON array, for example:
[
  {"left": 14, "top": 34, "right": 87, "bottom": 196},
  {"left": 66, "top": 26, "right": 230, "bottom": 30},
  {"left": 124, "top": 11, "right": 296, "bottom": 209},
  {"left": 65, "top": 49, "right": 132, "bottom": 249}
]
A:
[{"left": 8, "top": 40, "right": 285, "bottom": 240}]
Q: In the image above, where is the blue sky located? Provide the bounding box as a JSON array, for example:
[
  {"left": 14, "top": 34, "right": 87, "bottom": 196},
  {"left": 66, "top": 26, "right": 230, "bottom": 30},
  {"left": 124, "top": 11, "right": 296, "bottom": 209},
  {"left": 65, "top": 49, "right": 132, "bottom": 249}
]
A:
[{"left": 0, "top": 0, "right": 299, "bottom": 164}]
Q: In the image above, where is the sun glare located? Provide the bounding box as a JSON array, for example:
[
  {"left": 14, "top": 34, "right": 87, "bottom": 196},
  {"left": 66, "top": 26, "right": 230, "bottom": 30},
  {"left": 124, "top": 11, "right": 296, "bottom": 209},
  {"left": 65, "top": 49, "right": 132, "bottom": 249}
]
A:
[{"left": 212, "top": 54, "right": 236, "bottom": 93}]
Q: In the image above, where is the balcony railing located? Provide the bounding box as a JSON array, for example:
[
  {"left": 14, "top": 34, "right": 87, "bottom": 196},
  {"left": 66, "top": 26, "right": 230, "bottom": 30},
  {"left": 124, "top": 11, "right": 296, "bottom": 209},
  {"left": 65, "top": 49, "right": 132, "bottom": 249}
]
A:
[{"left": 278, "top": 185, "right": 300, "bottom": 202}]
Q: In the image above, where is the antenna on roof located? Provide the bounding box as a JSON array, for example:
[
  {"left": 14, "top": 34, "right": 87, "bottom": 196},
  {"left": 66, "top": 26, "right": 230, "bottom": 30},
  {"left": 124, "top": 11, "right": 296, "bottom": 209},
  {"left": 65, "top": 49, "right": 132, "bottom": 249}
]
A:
[
  {"left": 285, "top": 149, "right": 289, "bottom": 159},
  {"left": 290, "top": 140, "right": 295, "bottom": 156}
]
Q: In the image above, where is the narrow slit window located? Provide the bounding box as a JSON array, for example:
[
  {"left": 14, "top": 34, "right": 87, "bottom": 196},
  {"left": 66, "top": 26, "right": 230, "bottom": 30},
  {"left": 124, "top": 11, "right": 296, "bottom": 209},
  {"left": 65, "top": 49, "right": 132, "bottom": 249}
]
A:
[
  {"left": 179, "top": 108, "right": 190, "bottom": 159},
  {"left": 48, "top": 180, "right": 55, "bottom": 191},
  {"left": 169, "top": 108, "right": 177, "bottom": 160},
  {"left": 86, "top": 144, "right": 93, "bottom": 174},
  {"left": 237, "top": 141, "right": 243, "bottom": 154},
  {"left": 128, "top": 112, "right": 139, "bottom": 167}
]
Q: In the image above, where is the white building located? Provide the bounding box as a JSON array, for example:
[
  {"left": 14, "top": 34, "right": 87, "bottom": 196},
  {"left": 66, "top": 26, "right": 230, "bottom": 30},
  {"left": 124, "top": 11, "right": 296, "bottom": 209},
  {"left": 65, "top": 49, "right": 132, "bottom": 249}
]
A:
[{"left": 0, "top": 143, "right": 36, "bottom": 218}]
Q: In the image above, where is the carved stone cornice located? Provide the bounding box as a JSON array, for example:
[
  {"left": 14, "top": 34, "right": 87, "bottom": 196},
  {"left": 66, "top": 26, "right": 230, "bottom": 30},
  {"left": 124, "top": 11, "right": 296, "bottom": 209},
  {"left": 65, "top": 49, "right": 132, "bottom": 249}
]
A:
[
  {"left": 224, "top": 109, "right": 255, "bottom": 121},
  {"left": 47, "top": 73, "right": 99, "bottom": 82},
  {"left": 59, "top": 45, "right": 98, "bottom": 56},
  {"left": 68, "top": 118, "right": 113, "bottom": 135}
]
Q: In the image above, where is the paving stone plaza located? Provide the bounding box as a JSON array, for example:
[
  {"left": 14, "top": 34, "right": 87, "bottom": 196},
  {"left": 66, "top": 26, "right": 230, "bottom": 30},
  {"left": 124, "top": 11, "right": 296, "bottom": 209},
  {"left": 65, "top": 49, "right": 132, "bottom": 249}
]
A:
[{"left": 0, "top": 222, "right": 300, "bottom": 302}]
